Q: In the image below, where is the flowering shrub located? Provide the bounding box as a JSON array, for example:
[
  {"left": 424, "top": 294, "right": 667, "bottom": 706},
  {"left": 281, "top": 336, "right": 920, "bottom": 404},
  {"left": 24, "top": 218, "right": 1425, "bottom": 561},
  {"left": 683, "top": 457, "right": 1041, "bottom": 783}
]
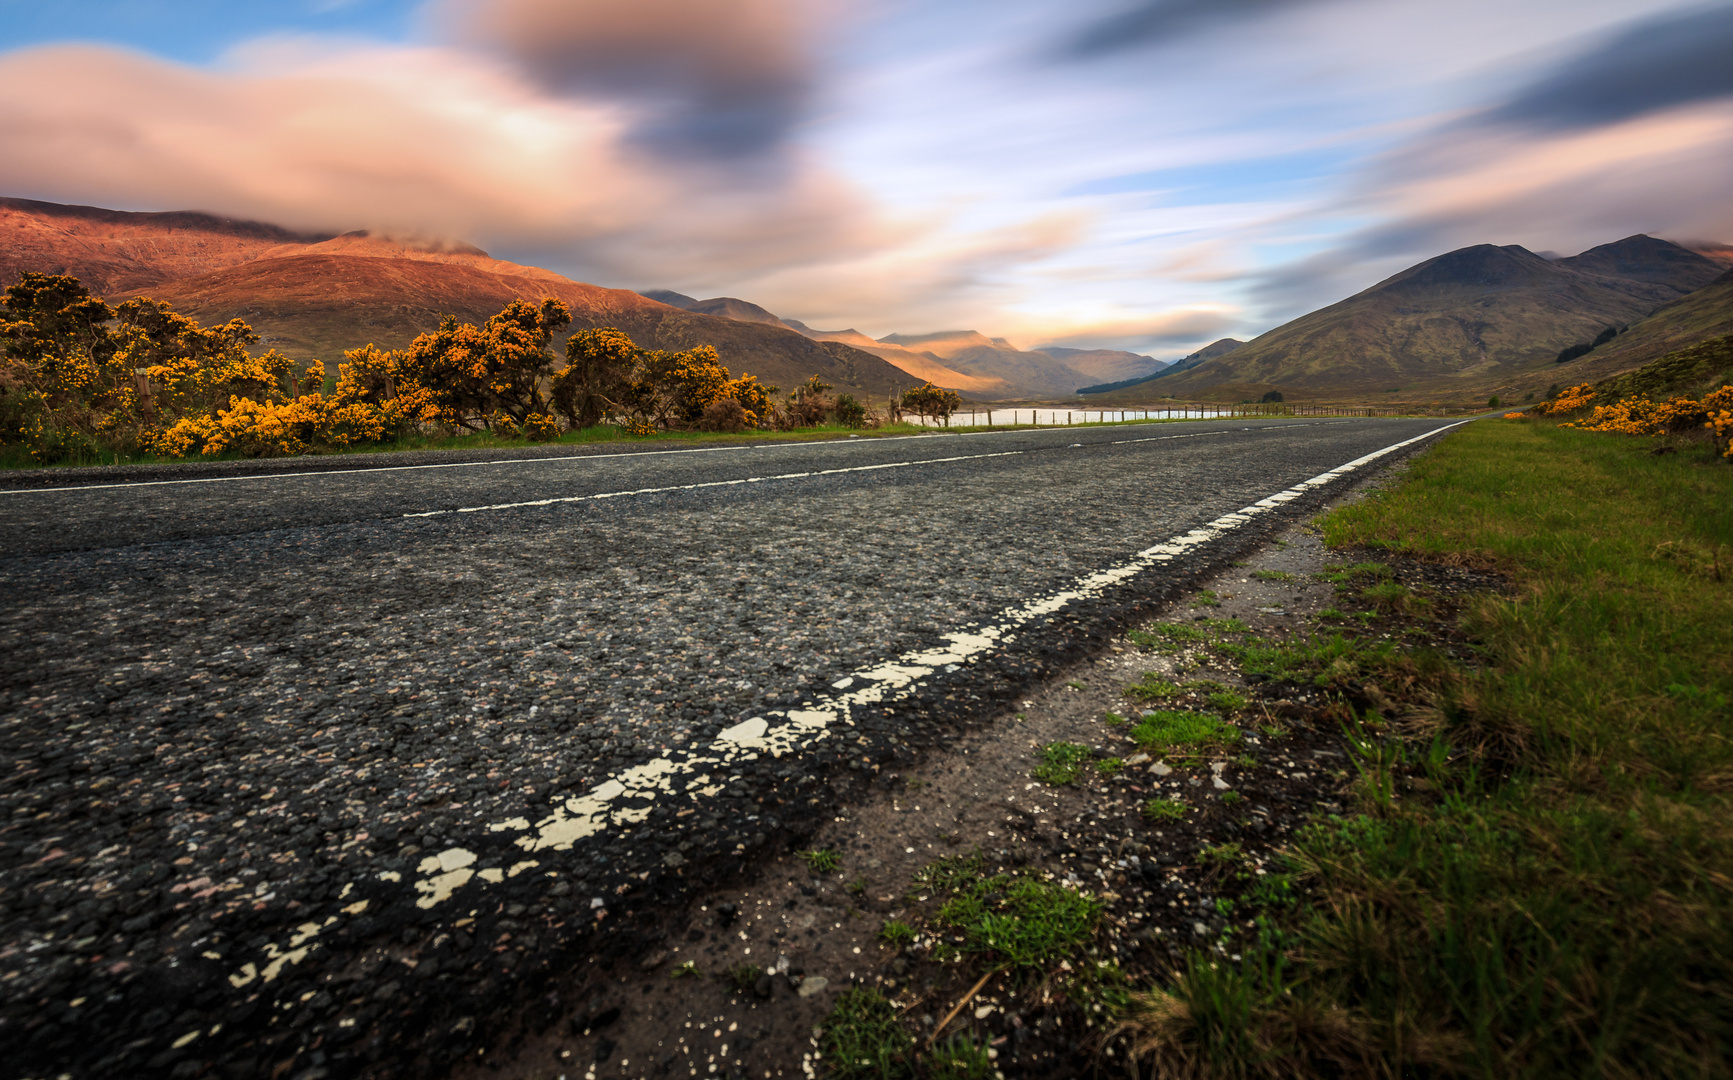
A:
[
  {"left": 3, "top": 271, "right": 806, "bottom": 460},
  {"left": 1548, "top": 382, "right": 1733, "bottom": 459},
  {"left": 1503, "top": 412, "right": 1526, "bottom": 419},
  {"left": 1534, "top": 384, "right": 1596, "bottom": 414}
]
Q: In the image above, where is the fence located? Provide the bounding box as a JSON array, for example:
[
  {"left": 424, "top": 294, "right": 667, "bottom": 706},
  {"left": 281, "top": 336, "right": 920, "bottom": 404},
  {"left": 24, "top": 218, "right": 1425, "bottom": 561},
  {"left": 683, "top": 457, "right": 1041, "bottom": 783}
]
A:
[{"left": 902, "top": 403, "right": 1412, "bottom": 427}]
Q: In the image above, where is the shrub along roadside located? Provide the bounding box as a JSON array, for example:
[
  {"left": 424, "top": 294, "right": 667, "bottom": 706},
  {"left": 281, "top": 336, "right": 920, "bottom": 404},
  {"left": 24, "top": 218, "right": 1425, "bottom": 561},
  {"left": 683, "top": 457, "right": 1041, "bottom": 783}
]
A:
[{"left": 1118, "top": 419, "right": 1733, "bottom": 1078}]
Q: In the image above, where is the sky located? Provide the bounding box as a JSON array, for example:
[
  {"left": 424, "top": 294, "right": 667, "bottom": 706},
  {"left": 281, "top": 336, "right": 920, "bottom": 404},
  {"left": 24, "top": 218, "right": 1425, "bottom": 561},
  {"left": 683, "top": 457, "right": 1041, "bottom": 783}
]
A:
[{"left": 1, "top": 0, "right": 1731, "bottom": 356}]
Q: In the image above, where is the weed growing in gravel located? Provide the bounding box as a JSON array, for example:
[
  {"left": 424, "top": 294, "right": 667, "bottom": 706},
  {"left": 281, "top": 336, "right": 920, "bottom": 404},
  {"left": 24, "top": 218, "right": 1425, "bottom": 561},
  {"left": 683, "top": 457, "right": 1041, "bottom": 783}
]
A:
[
  {"left": 1128, "top": 623, "right": 1206, "bottom": 651},
  {"left": 1102, "top": 711, "right": 1129, "bottom": 727},
  {"left": 1142, "top": 798, "right": 1187, "bottom": 822},
  {"left": 1220, "top": 791, "right": 1245, "bottom": 806},
  {"left": 937, "top": 874, "right": 1104, "bottom": 970},
  {"left": 913, "top": 849, "right": 987, "bottom": 897},
  {"left": 1316, "top": 561, "right": 1393, "bottom": 584},
  {"left": 879, "top": 919, "right": 917, "bottom": 947},
  {"left": 1191, "top": 590, "right": 1222, "bottom": 608},
  {"left": 1235, "top": 753, "right": 1258, "bottom": 769},
  {"left": 1131, "top": 710, "right": 1241, "bottom": 754},
  {"left": 1318, "top": 607, "right": 1349, "bottom": 620},
  {"left": 1066, "top": 680, "right": 1087, "bottom": 690},
  {"left": 799, "top": 848, "right": 842, "bottom": 873},
  {"left": 1216, "top": 632, "right": 1404, "bottom": 689},
  {"left": 847, "top": 879, "right": 868, "bottom": 896},
  {"left": 1199, "top": 617, "right": 1251, "bottom": 634},
  {"left": 670, "top": 960, "right": 701, "bottom": 978},
  {"left": 1197, "top": 842, "right": 1245, "bottom": 869},
  {"left": 721, "top": 963, "right": 763, "bottom": 993},
  {"left": 1097, "top": 757, "right": 1125, "bottom": 778},
  {"left": 1205, "top": 689, "right": 1248, "bottom": 714},
  {"left": 1125, "top": 673, "right": 1181, "bottom": 701},
  {"left": 821, "top": 988, "right": 912, "bottom": 1079},
  {"left": 1250, "top": 569, "right": 1296, "bottom": 582},
  {"left": 926, "top": 1035, "right": 997, "bottom": 1080},
  {"left": 1033, "top": 742, "right": 1092, "bottom": 785}
]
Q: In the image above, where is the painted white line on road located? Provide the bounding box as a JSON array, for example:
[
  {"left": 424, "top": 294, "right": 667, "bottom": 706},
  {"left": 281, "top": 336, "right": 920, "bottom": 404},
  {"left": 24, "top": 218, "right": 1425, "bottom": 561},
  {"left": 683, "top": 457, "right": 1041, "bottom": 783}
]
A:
[
  {"left": 0, "top": 417, "right": 1362, "bottom": 496},
  {"left": 401, "top": 429, "right": 1239, "bottom": 517},
  {"left": 224, "top": 416, "right": 1471, "bottom": 990}
]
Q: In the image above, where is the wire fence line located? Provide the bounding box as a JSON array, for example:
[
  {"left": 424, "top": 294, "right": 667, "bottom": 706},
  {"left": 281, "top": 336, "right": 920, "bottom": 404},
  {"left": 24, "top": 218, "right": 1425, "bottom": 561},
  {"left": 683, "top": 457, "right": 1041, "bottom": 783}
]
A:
[{"left": 902, "top": 403, "right": 1413, "bottom": 427}]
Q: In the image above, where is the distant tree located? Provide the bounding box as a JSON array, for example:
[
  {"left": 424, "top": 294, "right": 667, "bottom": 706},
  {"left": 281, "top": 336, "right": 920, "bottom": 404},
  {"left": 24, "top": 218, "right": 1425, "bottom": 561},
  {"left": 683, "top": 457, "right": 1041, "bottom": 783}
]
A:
[
  {"left": 834, "top": 393, "right": 867, "bottom": 428},
  {"left": 1488, "top": 395, "right": 1502, "bottom": 408},
  {"left": 1259, "top": 390, "right": 1284, "bottom": 403},
  {"left": 900, "top": 381, "right": 961, "bottom": 426}
]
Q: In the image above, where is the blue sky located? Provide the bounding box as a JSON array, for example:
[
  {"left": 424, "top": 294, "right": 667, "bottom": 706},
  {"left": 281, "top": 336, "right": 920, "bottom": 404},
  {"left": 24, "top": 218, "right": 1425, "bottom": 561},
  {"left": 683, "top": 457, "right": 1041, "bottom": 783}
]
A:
[{"left": 2, "top": 0, "right": 1730, "bottom": 355}]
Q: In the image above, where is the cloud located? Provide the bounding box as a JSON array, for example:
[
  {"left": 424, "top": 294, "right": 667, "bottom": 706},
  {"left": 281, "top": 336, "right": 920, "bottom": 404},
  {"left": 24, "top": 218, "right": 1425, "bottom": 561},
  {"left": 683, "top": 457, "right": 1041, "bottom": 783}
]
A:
[
  {"left": 1246, "top": 97, "right": 1733, "bottom": 322},
  {"left": 430, "top": 0, "right": 823, "bottom": 157},
  {"left": 1063, "top": 0, "right": 1315, "bottom": 57},
  {"left": 1019, "top": 308, "right": 1236, "bottom": 352},
  {"left": 0, "top": 40, "right": 877, "bottom": 283},
  {"left": 1484, "top": 3, "right": 1733, "bottom": 130}
]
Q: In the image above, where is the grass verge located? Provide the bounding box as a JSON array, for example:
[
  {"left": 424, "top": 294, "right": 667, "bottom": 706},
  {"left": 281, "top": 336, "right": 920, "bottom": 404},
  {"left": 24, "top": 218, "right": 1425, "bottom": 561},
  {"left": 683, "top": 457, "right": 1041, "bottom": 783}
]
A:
[{"left": 1119, "top": 418, "right": 1733, "bottom": 1078}]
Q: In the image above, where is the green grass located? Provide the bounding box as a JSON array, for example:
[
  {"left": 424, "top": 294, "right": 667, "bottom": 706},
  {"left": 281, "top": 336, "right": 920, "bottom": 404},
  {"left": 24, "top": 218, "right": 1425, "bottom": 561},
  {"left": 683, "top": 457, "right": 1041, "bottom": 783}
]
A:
[
  {"left": 798, "top": 848, "right": 842, "bottom": 873},
  {"left": 1121, "top": 419, "right": 1733, "bottom": 1078},
  {"left": 1125, "top": 673, "right": 1181, "bottom": 701},
  {"left": 935, "top": 874, "right": 1103, "bottom": 970},
  {"left": 926, "top": 1035, "right": 997, "bottom": 1080},
  {"left": 1130, "top": 710, "right": 1242, "bottom": 754},
  {"left": 879, "top": 919, "right": 917, "bottom": 947},
  {"left": 720, "top": 963, "right": 763, "bottom": 993},
  {"left": 822, "top": 988, "right": 912, "bottom": 1079},
  {"left": 1249, "top": 569, "right": 1296, "bottom": 582},
  {"left": 1190, "top": 589, "right": 1223, "bottom": 608},
  {"left": 1142, "top": 798, "right": 1187, "bottom": 823},
  {"left": 1097, "top": 756, "right": 1125, "bottom": 778},
  {"left": 1033, "top": 741, "right": 1092, "bottom": 785}
]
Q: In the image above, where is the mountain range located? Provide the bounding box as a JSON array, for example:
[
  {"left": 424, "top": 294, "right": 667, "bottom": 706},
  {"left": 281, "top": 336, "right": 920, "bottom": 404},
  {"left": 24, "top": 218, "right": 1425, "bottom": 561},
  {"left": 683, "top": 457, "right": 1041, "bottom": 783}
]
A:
[
  {"left": 0, "top": 197, "right": 921, "bottom": 402},
  {"left": 641, "top": 291, "right": 1165, "bottom": 399},
  {"left": 1099, "top": 235, "right": 1731, "bottom": 402},
  {"left": 5, "top": 194, "right": 1729, "bottom": 406}
]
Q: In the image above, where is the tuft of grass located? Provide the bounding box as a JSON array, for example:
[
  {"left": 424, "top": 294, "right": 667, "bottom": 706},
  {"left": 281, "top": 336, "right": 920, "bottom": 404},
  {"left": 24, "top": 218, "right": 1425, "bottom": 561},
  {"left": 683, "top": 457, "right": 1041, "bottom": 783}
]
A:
[
  {"left": 1126, "top": 673, "right": 1181, "bottom": 701},
  {"left": 1097, "top": 757, "right": 1125, "bottom": 778},
  {"left": 720, "top": 963, "right": 763, "bottom": 993},
  {"left": 1220, "top": 790, "right": 1245, "bottom": 806},
  {"left": 670, "top": 960, "right": 701, "bottom": 978},
  {"left": 879, "top": 918, "right": 917, "bottom": 947},
  {"left": 846, "top": 878, "right": 868, "bottom": 896},
  {"left": 914, "top": 849, "right": 987, "bottom": 895},
  {"left": 1205, "top": 689, "right": 1248, "bottom": 715},
  {"left": 1102, "top": 710, "right": 1130, "bottom": 727},
  {"left": 822, "top": 988, "right": 913, "bottom": 1079},
  {"left": 1033, "top": 741, "right": 1092, "bottom": 785},
  {"left": 935, "top": 873, "right": 1103, "bottom": 969},
  {"left": 1131, "top": 710, "right": 1242, "bottom": 753},
  {"left": 1190, "top": 589, "right": 1223, "bottom": 608},
  {"left": 799, "top": 848, "right": 842, "bottom": 873},
  {"left": 1142, "top": 798, "right": 1187, "bottom": 823},
  {"left": 1250, "top": 569, "right": 1297, "bottom": 582},
  {"left": 926, "top": 1035, "right": 997, "bottom": 1080}
]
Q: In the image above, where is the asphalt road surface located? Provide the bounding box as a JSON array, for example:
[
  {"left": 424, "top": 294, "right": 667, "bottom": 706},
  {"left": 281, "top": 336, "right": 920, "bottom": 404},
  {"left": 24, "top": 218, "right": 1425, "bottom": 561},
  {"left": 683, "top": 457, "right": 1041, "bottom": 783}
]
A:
[{"left": 0, "top": 417, "right": 1467, "bottom": 1079}]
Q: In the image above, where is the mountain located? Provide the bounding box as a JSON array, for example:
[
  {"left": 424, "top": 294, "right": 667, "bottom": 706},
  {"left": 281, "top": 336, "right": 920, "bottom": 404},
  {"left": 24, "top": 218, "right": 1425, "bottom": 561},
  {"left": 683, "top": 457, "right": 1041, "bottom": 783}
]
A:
[
  {"left": 1078, "top": 338, "right": 1242, "bottom": 396},
  {"left": 1147, "top": 237, "right": 1725, "bottom": 399},
  {"left": 875, "top": 331, "right": 1091, "bottom": 399},
  {"left": 1029, "top": 346, "right": 1166, "bottom": 384},
  {"left": 0, "top": 197, "right": 922, "bottom": 402},
  {"left": 639, "top": 290, "right": 785, "bottom": 326}
]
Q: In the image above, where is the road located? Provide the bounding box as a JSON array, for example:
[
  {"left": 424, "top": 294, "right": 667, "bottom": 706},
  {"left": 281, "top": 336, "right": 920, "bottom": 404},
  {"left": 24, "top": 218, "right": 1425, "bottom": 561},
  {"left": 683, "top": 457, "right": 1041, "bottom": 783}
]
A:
[{"left": 0, "top": 416, "right": 1465, "bottom": 1078}]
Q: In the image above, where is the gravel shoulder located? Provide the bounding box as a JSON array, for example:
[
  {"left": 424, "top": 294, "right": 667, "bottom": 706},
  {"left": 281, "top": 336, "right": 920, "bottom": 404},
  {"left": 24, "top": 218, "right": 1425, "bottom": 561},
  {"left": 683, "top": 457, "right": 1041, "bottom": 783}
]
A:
[{"left": 0, "top": 418, "right": 1466, "bottom": 1080}]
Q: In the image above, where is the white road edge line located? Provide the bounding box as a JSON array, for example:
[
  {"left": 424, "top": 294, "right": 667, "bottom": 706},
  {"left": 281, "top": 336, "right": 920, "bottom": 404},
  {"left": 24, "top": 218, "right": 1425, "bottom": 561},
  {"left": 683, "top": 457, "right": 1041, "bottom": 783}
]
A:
[
  {"left": 0, "top": 416, "right": 1352, "bottom": 496},
  {"left": 221, "top": 417, "right": 1471, "bottom": 992}
]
